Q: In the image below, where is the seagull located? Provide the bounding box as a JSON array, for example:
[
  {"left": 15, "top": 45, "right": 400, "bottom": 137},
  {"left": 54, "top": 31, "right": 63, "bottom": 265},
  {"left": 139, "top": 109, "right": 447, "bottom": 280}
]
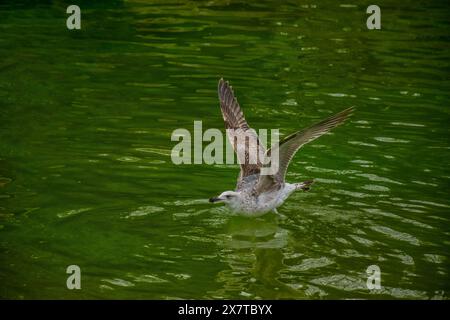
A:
[{"left": 209, "top": 79, "right": 353, "bottom": 216}]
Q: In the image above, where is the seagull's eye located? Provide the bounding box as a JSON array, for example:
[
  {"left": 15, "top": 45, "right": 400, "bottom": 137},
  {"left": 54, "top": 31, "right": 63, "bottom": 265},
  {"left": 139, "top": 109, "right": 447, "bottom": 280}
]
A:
[{"left": 226, "top": 195, "right": 232, "bottom": 199}]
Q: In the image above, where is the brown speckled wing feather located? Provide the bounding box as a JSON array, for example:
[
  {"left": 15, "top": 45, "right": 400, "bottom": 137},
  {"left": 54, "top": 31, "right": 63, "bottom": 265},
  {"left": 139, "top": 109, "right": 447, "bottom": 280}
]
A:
[
  {"left": 255, "top": 107, "right": 354, "bottom": 194},
  {"left": 218, "top": 79, "right": 265, "bottom": 187}
]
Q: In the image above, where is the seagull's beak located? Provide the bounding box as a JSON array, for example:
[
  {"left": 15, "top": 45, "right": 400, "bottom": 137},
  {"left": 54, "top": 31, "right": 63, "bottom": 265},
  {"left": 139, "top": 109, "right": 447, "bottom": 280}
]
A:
[{"left": 209, "top": 197, "right": 222, "bottom": 203}]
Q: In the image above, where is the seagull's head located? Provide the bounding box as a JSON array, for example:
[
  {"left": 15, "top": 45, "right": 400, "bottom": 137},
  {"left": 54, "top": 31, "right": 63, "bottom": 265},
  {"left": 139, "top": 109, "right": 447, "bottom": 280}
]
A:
[{"left": 209, "top": 191, "right": 240, "bottom": 206}]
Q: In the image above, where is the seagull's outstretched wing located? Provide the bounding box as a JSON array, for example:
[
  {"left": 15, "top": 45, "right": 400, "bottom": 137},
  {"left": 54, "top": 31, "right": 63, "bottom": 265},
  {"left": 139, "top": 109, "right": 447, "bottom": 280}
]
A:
[
  {"left": 254, "top": 107, "right": 354, "bottom": 194},
  {"left": 218, "top": 79, "right": 265, "bottom": 187}
]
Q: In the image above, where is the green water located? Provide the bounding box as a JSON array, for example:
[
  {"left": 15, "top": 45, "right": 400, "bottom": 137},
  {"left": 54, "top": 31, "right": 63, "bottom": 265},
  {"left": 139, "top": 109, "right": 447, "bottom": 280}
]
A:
[{"left": 0, "top": 0, "right": 449, "bottom": 299}]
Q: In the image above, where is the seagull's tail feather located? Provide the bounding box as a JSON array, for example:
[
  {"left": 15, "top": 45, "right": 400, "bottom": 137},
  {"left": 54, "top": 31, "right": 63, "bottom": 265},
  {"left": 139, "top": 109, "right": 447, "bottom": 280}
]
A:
[{"left": 295, "top": 180, "right": 314, "bottom": 191}]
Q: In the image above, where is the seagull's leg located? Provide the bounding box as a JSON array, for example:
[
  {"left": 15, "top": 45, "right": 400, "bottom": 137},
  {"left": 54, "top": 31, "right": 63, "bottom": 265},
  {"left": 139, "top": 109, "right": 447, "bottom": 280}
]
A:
[
  {"left": 272, "top": 208, "right": 279, "bottom": 214},
  {"left": 295, "top": 180, "right": 314, "bottom": 191}
]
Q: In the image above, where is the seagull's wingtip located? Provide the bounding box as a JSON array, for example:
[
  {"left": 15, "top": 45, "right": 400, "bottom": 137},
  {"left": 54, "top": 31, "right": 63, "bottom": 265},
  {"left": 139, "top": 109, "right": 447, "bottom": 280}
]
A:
[
  {"left": 337, "top": 106, "right": 355, "bottom": 120},
  {"left": 347, "top": 106, "right": 356, "bottom": 113},
  {"left": 218, "top": 78, "right": 227, "bottom": 91}
]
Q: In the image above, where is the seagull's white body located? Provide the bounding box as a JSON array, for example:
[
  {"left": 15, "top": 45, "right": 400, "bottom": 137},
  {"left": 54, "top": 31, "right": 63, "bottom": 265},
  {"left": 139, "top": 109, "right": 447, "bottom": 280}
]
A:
[
  {"left": 209, "top": 79, "right": 353, "bottom": 216},
  {"left": 247, "top": 185, "right": 298, "bottom": 216},
  {"left": 222, "top": 176, "right": 298, "bottom": 216}
]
